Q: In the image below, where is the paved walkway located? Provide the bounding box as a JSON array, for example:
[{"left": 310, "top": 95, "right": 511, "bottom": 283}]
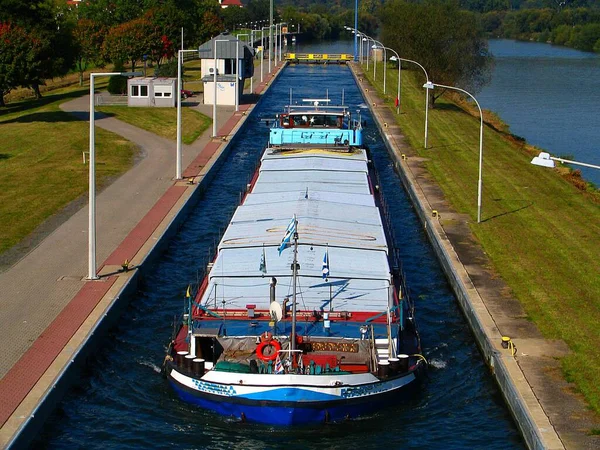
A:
[
  {"left": 0, "top": 62, "right": 285, "bottom": 447},
  {"left": 350, "top": 63, "right": 599, "bottom": 449}
]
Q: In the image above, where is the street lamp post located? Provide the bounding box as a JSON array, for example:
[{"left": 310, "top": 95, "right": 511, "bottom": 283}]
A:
[
  {"left": 261, "top": 26, "right": 269, "bottom": 83},
  {"left": 88, "top": 71, "right": 141, "bottom": 280},
  {"left": 177, "top": 49, "right": 199, "bottom": 180},
  {"left": 279, "top": 22, "right": 287, "bottom": 62},
  {"left": 237, "top": 33, "right": 250, "bottom": 98},
  {"left": 531, "top": 152, "right": 600, "bottom": 170},
  {"left": 388, "top": 51, "right": 401, "bottom": 114},
  {"left": 424, "top": 81, "right": 484, "bottom": 223},
  {"left": 269, "top": 0, "right": 273, "bottom": 73},
  {"left": 371, "top": 43, "right": 387, "bottom": 94}
]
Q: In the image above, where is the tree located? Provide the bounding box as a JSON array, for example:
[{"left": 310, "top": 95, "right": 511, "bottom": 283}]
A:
[
  {"left": 379, "top": 0, "right": 493, "bottom": 106},
  {"left": 0, "top": 22, "right": 30, "bottom": 106},
  {"left": 220, "top": 6, "right": 251, "bottom": 31},
  {"left": 102, "top": 17, "right": 161, "bottom": 71},
  {"left": 72, "top": 19, "right": 106, "bottom": 86},
  {"left": 0, "top": 0, "right": 76, "bottom": 99}
]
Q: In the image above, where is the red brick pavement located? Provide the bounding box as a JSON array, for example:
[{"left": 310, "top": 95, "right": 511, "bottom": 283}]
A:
[
  {"left": 183, "top": 142, "right": 221, "bottom": 178},
  {"left": 103, "top": 185, "right": 187, "bottom": 267},
  {"left": 0, "top": 277, "right": 117, "bottom": 426}
]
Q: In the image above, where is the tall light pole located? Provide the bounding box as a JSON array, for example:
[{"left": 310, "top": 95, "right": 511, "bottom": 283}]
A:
[
  {"left": 279, "top": 22, "right": 287, "bottom": 62},
  {"left": 212, "top": 39, "right": 219, "bottom": 137},
  {"left": 269, "top": 0, "right": 273, "bottom": 73},
  {"left": 261, "top": 26, "right": 269, "bottom": 82},
  {"left": 354, "top": 0, "right": 358, "bottom": 61},
  {"left": 177, "top": 49, "right": 199, "bottom": 180},
  {"left": 371, "top": 43, "right": 386, "bottom": 93},
  {"left": 88, "top": 71, "right": 141, "bottom": 280},
  {"left": 388, "top": 51, "right": 401, "bottom": 114},
  {"left": 424, "top": 81, "right": 484, "bottom": 223}
]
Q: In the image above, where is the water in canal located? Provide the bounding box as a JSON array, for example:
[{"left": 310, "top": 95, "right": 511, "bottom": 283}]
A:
[{"left": 34, "top": 63, "right": 523, "bottom": 448}]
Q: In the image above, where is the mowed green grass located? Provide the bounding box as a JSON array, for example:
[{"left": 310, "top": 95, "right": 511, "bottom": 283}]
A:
[
  {"left": 0, "top": 88, "right": 138, "bottom": 255},
  {"left": 96, "top": 105, "right": 210, "bottom": 145},
  {"left": 365, "top": 64, "right": 600, "bottom": 413}
]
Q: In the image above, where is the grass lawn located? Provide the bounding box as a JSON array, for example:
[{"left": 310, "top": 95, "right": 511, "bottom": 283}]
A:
[
  {"left": 364, "top": 64, "right": 600, "bottom": 414},
  {"left": 0, "top": 86, "right": 137, "bottom": 255},
  {"left": 96, "top": 105, "right": 211, "bottom": 145}
]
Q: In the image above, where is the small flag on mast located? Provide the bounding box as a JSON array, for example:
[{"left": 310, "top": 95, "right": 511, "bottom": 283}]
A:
[
  {"left": 274, "top": 355, "right": 284, "bottom": 374},
  {"left": 278, "top": 215, "right": 297, "bottom": 255},
  {"left": 259, "top": 245, "right": 267, "bottom": 274},
  {"left": 186, "top": 285, "right": 191, "bottom": 298},
  {"left": 322, "top": 246, "right": 330, "bottom": 279}
]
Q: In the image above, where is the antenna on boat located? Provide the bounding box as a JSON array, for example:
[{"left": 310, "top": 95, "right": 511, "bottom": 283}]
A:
[
  {"left": 289, "top": 88, "right": 292, "bottom": 113},
  {"left": 290, "top": 217, "right": 299, "bottom": 355}
]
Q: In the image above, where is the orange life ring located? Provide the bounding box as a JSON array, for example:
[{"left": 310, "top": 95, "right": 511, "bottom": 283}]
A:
[{"left": 256, "top": 339, "right": 281, "bottom": 362}]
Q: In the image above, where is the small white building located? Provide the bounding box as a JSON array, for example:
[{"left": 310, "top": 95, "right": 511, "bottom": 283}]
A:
[
  {"left": 198, "top": 34, "right": 254, "bottom": 106},
  {"left": 127, "top": 77, "right": 177, "bottom": 107}
]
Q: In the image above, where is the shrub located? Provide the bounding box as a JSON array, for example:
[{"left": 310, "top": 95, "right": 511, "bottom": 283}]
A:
[{"left": 107, "top": 61, "right": 127, "bottom": 95}]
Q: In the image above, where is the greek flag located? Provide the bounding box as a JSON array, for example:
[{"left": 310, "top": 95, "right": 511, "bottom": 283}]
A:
[
  {"left": 322, "top": 247, "right": 330, "bottom": 279},
  {"left": 278, "top": 215, "right": 297, "bottom": 255},
  {"left": 259, "top": 245, "right": 267, "bottom": 274}
]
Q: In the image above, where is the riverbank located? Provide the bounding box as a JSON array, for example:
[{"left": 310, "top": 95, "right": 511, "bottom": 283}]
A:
[{"left": 352, "top": 62, "right": 600, "bottom": 446}]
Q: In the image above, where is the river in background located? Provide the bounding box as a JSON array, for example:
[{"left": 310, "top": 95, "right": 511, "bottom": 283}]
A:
[
  {"left": 478, "top": 39, "right": 600, "bottom": 186},
  {"left": 296, "top": 38, "right": 600, "bottom": 185}
]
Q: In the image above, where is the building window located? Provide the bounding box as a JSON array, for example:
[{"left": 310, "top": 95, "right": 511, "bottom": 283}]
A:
[
  {"left": 131, "top": 84, "right": 149, "bottom": 97},
  {"left": 155, "top": 85, "right": 173, "bottom": 98}
]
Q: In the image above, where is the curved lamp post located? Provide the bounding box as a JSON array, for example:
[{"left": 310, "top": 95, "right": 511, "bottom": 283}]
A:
[
  {"left": 261, "top": 26, "right": 269, "bottom": 82},
  {"left": 177, "top": 49, "right": 200, "bottom": 180},
  {"left": 237, "top": 33, "right": 251, "bottom": 97},
  {"left": 88, "top": 71, "right": 142, "bottom": 280},
  {"left": 388, "top": 56, "right": 430, "bottom": 147},
  {"left": 531, "top": 152, "right": 600, "bottom": 170},
  {"left": 424, "top": 81, "right": 484, "bottom": 223},
  {"left": 387, "top": 51, "right": 401, "bottom": 114},
  {"left": 371, "top": 44, "right": 387, "bottom": 93}
]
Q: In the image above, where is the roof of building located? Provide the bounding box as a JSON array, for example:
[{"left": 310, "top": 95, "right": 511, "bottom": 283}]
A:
[
  {"left": 198, "top": 33, "right": 253, "bottom": 59},
  {"left": 221, "top": 0, "right": 243, "bottom": 6}
]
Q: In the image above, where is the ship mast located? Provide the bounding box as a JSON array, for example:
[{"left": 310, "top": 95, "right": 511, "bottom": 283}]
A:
[{"left": 291, "top": 218, "right": 299, "bottom": 354}]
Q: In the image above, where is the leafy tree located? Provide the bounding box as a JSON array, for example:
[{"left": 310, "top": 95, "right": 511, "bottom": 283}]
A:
[
  {"left": 379, "top": 0, "right": 493, "bottom": 106},
  {"left": 72, "top": 18, "right": 106, "bottom": 86},
  {"left": 78, "top": 0, "right": 146, "bottom": 27},
  {"left": 0, "top": 0, "right": 76, "bottom": 99},
  {"left": 103, "top": 17, "right": 161, "bottom": 71},
  {"left": 195, "top": 0, "right": 225, "bottom": 43},
  {"left": 0, "top": 22, "right": 30, "bottom": 106},
  {"left": 246, "top": 0, "right": 274, "bottom": 23},
  {"left": 221, "top": 6, "right": 251, "bottom": 31}
]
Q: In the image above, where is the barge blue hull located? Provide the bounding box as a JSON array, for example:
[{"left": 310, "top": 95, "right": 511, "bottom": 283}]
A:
[{"left": 168, "top": 372, "right": 423, "bottom": 426}]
